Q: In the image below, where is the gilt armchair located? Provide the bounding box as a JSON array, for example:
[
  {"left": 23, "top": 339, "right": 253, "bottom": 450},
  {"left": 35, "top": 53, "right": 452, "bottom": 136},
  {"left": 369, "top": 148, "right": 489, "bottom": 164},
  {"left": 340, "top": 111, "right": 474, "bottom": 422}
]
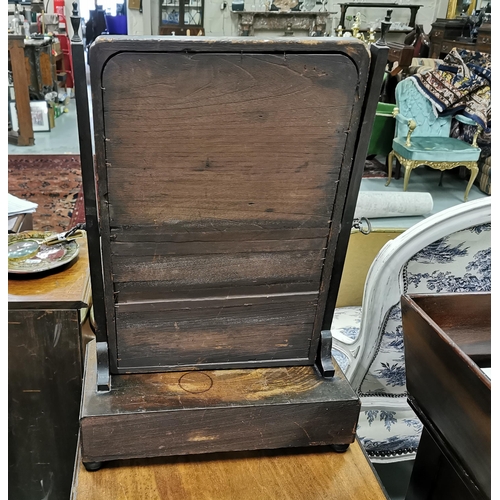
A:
[
  {"left": 385, "top": 77, "right": 482, "bottom": 202},
  {"left": 330, "top": 197, "right": 491, "bottom": 463}
]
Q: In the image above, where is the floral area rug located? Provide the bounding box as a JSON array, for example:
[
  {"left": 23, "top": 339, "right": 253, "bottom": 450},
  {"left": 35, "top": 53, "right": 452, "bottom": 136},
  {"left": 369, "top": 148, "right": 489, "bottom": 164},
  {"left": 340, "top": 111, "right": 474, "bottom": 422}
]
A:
[
  {"left": 363, "top": 157, "right": 388, "bottom": 178},
  {"left": 8, "top": 155, "right": 84, "bottom": 233}
]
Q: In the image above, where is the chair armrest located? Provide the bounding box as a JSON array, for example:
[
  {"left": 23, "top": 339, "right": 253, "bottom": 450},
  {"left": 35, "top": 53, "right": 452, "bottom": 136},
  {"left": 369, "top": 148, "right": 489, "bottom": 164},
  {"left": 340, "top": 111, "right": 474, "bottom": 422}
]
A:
[
  {"left": 454, "top": 114, "right": 483, "bottom": 147},
  {"left": 455, "top": 114, "right": 477, "bottom": 127},
  {"left": 394, "top": 111, "right": 413, "bottom": 125},
  {"left": 393, "top": 109, "right": 417, "bottom": 146}
]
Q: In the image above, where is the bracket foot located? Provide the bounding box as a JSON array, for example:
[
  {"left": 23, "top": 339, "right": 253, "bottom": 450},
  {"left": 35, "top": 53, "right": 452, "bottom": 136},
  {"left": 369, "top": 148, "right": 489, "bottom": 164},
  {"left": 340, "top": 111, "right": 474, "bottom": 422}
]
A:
[
  {"left": 331, "top": 444, "right": 350, "bottom": 453},
  {"left": 316, "top": 330, "right": 335, "bottom": 379},
  {"left": 83, "top": 461, "right": 103, "bottom": 472}
]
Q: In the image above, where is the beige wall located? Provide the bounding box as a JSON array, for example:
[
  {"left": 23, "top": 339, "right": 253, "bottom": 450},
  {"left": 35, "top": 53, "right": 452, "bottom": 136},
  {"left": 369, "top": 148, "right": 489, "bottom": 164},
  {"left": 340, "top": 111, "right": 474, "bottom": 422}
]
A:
[
  {"left": 336, "top": 230, "right": 405, "bottom": 308},
  {"left": 129, "top": 0, "right": 449, "bottom": 37}
]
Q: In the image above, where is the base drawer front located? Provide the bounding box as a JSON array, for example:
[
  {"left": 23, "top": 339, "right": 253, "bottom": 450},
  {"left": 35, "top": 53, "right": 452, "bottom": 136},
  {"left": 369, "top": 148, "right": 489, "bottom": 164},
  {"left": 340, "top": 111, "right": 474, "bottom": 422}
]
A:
[{"left": 115, "top": 293, "right": 318, "bottom": 369}]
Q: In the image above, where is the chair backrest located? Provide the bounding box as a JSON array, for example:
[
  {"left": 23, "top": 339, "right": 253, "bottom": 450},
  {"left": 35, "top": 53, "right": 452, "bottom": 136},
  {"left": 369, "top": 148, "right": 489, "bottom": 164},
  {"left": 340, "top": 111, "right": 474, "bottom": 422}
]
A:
[
  {"left": 395, "top": 77, "right": 452, "bottom": 139},
  {"left": 331, "top": 197, "right": 491, "bottom": 393},
  {"left": 403, "top": 24, "right": 430, "bottom": 58}
]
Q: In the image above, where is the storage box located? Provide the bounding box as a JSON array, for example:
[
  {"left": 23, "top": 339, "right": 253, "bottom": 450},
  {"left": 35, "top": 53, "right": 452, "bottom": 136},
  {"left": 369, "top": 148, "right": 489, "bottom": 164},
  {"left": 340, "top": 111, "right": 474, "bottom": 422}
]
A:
[{"left": 52, "top": 40, "right": 62, "bottom": 57}]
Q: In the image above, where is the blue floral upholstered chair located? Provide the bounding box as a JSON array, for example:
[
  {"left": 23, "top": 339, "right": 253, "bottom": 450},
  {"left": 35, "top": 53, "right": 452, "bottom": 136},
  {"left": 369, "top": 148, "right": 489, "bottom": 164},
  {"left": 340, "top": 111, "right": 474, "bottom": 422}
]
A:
[{"left": 330, "top": 197, "right": 491, "bottom": 464}]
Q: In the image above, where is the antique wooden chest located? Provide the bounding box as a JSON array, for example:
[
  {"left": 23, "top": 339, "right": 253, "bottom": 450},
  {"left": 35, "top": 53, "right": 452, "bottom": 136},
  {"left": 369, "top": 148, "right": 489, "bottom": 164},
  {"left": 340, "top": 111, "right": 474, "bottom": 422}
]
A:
[
  {"left": 72, "top": 31, "right": 387, "bottom": 468},
  {"left": 402, "top": 293, "right": 491, "bottom": 499}
]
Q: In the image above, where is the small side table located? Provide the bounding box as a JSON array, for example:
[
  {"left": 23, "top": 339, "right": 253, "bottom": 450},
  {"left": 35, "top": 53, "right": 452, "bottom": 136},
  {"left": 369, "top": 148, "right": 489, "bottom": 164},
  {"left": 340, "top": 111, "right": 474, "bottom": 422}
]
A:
[
  {"left": 8, "top": 238, "right": 92, "bottom": 500},
  {"left": 71, "top": 437, "right": 389, "bottom": 500}
]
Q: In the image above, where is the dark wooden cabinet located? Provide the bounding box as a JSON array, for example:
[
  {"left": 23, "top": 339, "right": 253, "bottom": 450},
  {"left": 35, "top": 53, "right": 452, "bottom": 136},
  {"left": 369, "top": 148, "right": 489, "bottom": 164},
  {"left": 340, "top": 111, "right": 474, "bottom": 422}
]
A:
[
  {"left": 8, "top": 241, "right": 92, "bottom": 500},
  {"left": 159, "top": 0, "right": 204, "bottom": 35},
  {"left": 429, "top": 18, "right": 491, "bottom": 58},
  {"left": 23, "top": 37, "right": 58, "bottom": 100},
  {"left": 401, "top": 293, "right": 491, "bottom": 500},
  {"left": 475, "top": 23, "right": 491, "bottom": 53}
]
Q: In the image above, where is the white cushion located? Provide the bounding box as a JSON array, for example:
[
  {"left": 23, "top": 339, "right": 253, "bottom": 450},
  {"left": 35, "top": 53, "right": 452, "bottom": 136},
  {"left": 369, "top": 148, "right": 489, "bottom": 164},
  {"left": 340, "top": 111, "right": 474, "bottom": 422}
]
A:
[{"left": 331, "top": 305, "right": 362, "bottom": 342}]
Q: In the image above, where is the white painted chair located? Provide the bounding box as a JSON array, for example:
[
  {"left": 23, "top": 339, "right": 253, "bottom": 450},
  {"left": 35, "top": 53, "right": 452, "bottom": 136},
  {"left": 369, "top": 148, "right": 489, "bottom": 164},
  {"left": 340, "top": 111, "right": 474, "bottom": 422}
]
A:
[{"left": 331, "top": 197, "right": 491, "bottom": 463}]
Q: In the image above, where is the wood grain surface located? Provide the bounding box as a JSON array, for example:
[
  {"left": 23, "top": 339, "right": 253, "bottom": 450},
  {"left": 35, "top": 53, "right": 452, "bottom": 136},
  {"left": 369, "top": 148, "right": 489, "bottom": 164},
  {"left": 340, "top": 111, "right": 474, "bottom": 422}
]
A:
[
  {"left": 72, "top": 438, "right": 388, "bottom": 500},
  {"left": 80, "top": 339, "right": 360, "bottom": 462},
  {"left": 8, "top": 235, "right": 90, "bottom": 309},
  {"left": 88, "top": 39, "right": 371, "bottom": 373},
  {"left": 102, "top": 52, "right": 356, "bottom": 226}
]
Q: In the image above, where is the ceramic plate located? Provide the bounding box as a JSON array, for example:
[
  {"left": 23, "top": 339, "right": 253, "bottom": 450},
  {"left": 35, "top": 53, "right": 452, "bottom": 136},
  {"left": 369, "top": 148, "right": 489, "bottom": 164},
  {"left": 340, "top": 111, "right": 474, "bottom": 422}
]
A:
[{"left": 8, "top": 231, "right": 80, "bottom": 275}]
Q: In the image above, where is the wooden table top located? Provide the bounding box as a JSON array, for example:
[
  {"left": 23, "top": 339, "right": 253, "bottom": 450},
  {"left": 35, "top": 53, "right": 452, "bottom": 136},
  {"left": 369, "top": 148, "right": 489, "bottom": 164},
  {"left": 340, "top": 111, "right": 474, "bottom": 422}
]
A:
[
  {"left": 72, "top": 439, "right": 388, "bottom": 500},
  {"left": 8, "top": 235, "right": 91, "bottom": 310}
]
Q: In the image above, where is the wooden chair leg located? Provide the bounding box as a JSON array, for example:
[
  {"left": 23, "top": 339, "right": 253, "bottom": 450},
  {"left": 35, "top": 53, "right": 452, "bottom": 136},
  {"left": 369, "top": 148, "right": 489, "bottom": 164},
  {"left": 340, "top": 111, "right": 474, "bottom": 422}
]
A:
[
  {"left": 385, "top": 150, "right": 395, "bottom": 187},
  {"left": 403, "top": 164, "right": 413, "bottom": 191},
  {"left": 438, "top": 171, "right": 444, "bottom": 186},
  {"left": 464, "top": 164, "right": 479, "bottom": 202}
]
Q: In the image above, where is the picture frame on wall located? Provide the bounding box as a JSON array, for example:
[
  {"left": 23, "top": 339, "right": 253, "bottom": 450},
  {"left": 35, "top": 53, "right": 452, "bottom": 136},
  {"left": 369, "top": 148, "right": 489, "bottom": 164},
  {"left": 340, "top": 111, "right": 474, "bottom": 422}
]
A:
[{"left": 9, "top": 100, "right": 51, "bottom": 133}]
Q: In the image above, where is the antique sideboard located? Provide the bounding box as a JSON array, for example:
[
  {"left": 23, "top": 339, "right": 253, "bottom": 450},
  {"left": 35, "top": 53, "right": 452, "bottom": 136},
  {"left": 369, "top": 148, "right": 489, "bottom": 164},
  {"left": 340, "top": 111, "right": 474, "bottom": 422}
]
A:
[{"left": 429, "top": 18, "right": 491, "bottom": 58}]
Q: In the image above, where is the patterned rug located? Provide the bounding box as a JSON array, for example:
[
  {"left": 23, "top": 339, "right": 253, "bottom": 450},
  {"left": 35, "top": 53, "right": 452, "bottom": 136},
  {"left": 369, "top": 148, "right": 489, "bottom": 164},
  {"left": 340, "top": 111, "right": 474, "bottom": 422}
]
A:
[
  {"left": 363, "top": 157, "right": 388, "bottom": 178},
  {"left": 8, "top": 155, "right": 83, "bottom": 233},
  {"left": 8, "top": 154, "right": 386, "bottom": 233},
  {"left": 410, "top": 48, "right": 491, "bottom": 131}
]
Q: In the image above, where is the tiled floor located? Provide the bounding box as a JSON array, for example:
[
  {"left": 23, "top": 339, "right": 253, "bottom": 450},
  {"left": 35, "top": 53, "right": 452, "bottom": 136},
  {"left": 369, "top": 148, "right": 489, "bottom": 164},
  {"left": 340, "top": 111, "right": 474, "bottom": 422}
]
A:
[
  {"left": 8, "top": 98, "right": 81, "bottom": 155},
  {"left": 8, "top": 85, "right": 94, "bottom": 156}
]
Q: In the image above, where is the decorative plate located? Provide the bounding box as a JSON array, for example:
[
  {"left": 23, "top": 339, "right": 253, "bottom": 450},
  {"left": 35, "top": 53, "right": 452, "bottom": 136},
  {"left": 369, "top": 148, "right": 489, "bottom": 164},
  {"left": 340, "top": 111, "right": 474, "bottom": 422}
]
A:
[{"left": 8, "top": 231, "right": 80, "bottom": 275}]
